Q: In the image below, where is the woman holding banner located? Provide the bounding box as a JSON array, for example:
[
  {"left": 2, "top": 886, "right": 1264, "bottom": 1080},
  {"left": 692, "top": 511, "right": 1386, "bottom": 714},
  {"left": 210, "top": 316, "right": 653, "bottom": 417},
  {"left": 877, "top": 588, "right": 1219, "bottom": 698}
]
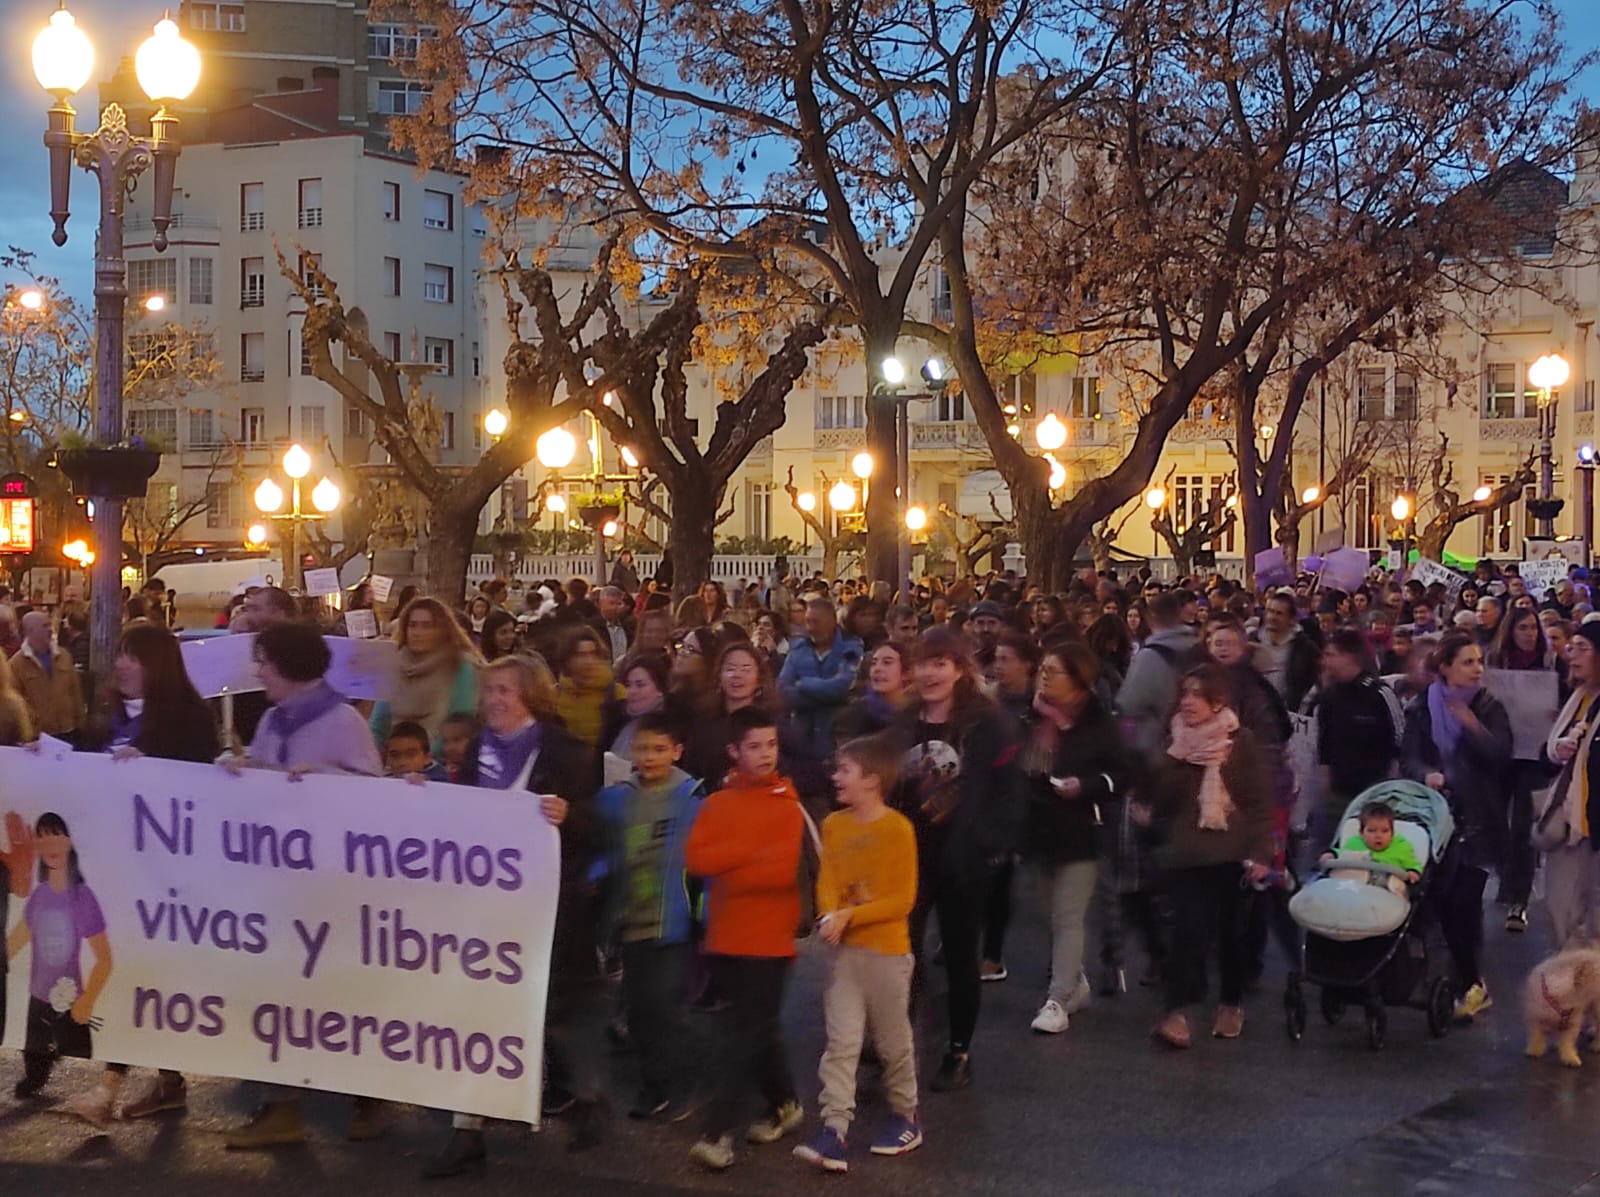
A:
[
  {"left": 60, "top": 622, "right": 220, "bottom": 1126},
  {"left": 423, "top": 652, "right": 605, "bottom": 1178},
  {"left": 1487, "top": 608, "right": 1558, "bottom": 933},
  {"left": 222, "top": 621, "right": 384, "bottom": 1150}
]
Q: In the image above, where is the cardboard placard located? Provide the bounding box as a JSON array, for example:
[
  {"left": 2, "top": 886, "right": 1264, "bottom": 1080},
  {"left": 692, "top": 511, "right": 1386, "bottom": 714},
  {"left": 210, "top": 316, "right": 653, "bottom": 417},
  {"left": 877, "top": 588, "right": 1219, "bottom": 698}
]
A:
[
  {"left": 1412, "top": 557, "right": 1466, "bottom": 595},
  {"left": 345, "top": 609, "right": 380, "bottom": 640},
  {"left": 1519, "top": 560, "right": 1568, "bottom": 597},
  {"left": 369, "top": 575, "right": 395, "bottom": 603},
  {"left": 304, "top": 568, "right": 340, "bottom": 598}
]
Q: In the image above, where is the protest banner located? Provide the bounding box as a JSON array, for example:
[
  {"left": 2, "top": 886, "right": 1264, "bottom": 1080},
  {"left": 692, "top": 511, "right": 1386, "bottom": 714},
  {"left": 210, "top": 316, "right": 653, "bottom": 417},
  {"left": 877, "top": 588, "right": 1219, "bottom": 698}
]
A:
[
  {"left": 1485, "top": 667, "right": 1561, "bottom": 761},
  {"left": 1321, "top": 547, "right": 1370, "bottom": 593},
  {"left": 1287, "top": 711, "right": 1323, "bottom": 828},
  {"left": 0, "top": 746, "right": 556, "bottom": 1123},
  {"left": 304, "top": 568, "right": 340, "bottom": 597},
  {"left": 1412, "top": 557, "right": 1466, "bottom": 597},
  {"left": 1255, "top": 548, "right": 1293, "bottom": 590},
  {"left": 182, "top": 634, "right": 398, "bottom": 701},
  {"left": 1519, "top": 559, "right": 1569, "bottom": 597}
]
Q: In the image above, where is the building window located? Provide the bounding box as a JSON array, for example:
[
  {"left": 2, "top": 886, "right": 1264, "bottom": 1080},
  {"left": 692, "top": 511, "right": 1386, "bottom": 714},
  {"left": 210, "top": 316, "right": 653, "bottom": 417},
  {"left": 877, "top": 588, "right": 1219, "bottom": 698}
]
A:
[
  {"left": 188, "top": 256, "right": 213, "bottom": 305},
  {"left": 240, "top": 407, "right": 266, "bottom": 444},
  {"left": 1582, "top": 380, "right": 1596, "bottom": 414},
  {"left": 441, "top": 411, "right": 456, "bottom": 450},
  {"left": 380, "top": 257, "right": 400, "bottom": 298},
  {"left": 1484, "top": 362, "right": 1518, "bottom": 419},
  {"left": 471, "top": 341, "right": 481, "bottom": 378},
  {"left": 746, "top": 481, "right": 774, "bottom": 539},
  {"left": 240, "top": 334, "right": 265, "bottom": 383},
  {"left": 1393, "top": 371, "right": 1418, "bottom": 421},
  {"left": 127, "top": 258, "right": 177, "bottom": 306},
  {"left": 126, "top": 407, "right": 177, "bottom": 444},
  {"left": 423, "top": 263, "right": 453, "bottom": 303},
  {"left": 189, "top": 408, "right": 216, "bottom": 448},
  {"left": 300, "top": 406, "right": 326, "bottom": 442},
  {"left": 1067, "top": 375, "right": 1101, "bottom": 419},
  {"left": 346, "top": 406, "right": 365, "bottom": 437},
  {"left": 1357, "top": 367, "right": 1388, "bottom": 421},
  {"left": 205, "top": 483, "right": 234, "bottom": 529},
  {"left": 998, "top": 372, "right": 1038, "bottom": 417},
  {"left": 127, "top": 332, "right": 179, "bottom": 379},
  {"left": 376, "top": 80, "right": 430, "bottom": 115},
  {"left": 931, "top": 267, "right": 952, "bottom": 322},
  {"left": 241, "top": 257, "right": 265, "bottom": 308},
  {"left": 240, "top": 182, "right": 265, "bottom": 232},
  {"left": 191, "top": 2, "right": 245, "bottom": 32},
  {"left": 423, "top": 337, "right": 454, "bottom": 375},
  {"left": 934, "top": 392, "right": 966, "bottom": 422},
  {"left": 298, "top": 178, "right": 323, "bottom": 229},
  {"left": 382, "top": 331, "right": 402, "bottom": 360},
  {"left": 423, "top": 189, "right": 453, "bottom": 230},
  {"left": 382, "top": 181, "right": 400, "bottom": 222},
  {"left": 299, "top": 331, "right": 314, "bottom": 376},
  {"left": 814, "top": 394, "right": 866, "bottom": 430},
  {"left": 368, "top": 23, "right": 436, "bottom": 60}
]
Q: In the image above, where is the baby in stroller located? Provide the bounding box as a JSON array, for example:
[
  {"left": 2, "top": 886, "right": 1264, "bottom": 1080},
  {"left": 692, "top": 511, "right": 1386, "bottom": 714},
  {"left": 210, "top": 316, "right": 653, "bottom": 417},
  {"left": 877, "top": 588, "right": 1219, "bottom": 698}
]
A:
[{"left": 1320, "top": 801, "right": 1423, "bottom": 895}]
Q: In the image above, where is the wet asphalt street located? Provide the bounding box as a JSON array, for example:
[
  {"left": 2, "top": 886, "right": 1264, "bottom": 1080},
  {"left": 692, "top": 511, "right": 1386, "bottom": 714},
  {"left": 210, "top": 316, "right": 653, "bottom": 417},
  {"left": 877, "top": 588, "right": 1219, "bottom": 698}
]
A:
[{"left": 3, "top": 874, "right": 1599, "bottom": 1197}]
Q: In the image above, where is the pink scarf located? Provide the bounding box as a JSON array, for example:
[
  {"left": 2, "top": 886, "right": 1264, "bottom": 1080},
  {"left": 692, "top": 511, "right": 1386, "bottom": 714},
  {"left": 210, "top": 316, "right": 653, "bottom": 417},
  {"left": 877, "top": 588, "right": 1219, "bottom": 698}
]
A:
[{"left": 1167, "top": 707, "right": 1240, "bottom": 831}]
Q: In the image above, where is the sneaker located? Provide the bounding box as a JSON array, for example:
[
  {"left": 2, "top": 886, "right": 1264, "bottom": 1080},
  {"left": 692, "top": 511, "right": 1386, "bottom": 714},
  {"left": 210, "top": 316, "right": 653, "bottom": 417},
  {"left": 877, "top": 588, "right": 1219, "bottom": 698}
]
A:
[
  {"left": 746, "top": 1099, "right": 804, "bottom": 1144},
  {"left": 1030, "top": 999, "right": 1070, "bottom": 1035},
  {"left": 121, "top": 1074, "right": 187, "bottom": 1119},
  {"left": 1212, "top": 1005, "right": 1244, "bottom": 1039},
  {"left": 1506, "top": 905, "right": 1529, "bottom": 933},
  {"left": 628, "top": 1087, "right": 670, "bottom": 1121},
  {"left": 690, "top": 1134, "right": 736, "bottom": 1171},
  {"left": 59, "top": 1085, "right": 115, "bottom": 1129},
  {"left": 1063, "top": 972, "right": 1092, "bottom": 1015},
  {"left": 224, "top": 1101, "right": 307, "bottom": 1150},
  {"left": 1151, "top": 1011, "right": 1191, "bottom": 1049},
  {"left": 345, "top": 1096, "right": 388, "bottom": 1142},
  {"left": 870, "top": 1113, "right": 923, "bottom": 1157},
  {"left": 929, "top": 1050, "right": 972, "bottom": 1092},
  {"left": 980, "top": 959, "right": 1008, "bottom": 982},
  {"left": 1454, "top": 981, "right": 1493, "bottom": 1022},
  {"left": 793, "top": 1126, "right": 849, "bottom": 1172}
]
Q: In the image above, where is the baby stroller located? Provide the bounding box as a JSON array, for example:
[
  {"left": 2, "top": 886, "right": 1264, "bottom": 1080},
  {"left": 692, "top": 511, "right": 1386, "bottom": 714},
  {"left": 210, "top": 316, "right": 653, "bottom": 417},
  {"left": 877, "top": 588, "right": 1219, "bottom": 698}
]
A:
[{"left": 1283, "top": 781, "right": 1457, "bottom": 1049}]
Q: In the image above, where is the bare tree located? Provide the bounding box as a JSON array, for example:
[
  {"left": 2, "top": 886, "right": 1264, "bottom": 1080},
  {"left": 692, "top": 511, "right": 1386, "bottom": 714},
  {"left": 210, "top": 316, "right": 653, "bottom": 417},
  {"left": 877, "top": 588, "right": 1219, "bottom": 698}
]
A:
[
  {"left": 1413, "top": 433, "right": 1537, "bottom": 562},
  {"left": 1147, "top": 468, "right": 1237, "bottom": 578}
]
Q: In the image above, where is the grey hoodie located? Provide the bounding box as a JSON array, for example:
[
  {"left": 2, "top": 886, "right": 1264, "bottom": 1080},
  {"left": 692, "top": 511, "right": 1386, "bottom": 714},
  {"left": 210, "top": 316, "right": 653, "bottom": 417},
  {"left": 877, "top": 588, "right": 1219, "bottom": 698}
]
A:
[{"left": 1115, "top": 624, "right": 1199, "bottom": 764}]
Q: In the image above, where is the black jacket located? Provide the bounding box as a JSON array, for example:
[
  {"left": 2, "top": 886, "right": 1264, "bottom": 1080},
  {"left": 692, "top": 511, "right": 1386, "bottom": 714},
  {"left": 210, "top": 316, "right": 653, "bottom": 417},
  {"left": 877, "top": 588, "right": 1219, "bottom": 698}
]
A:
[
  {"left": 1152, "top": 726, "right": 1274, "bottom": 870},
  {"left": 458, "top": 718, "right": 598, "bottom": 979},
  {"left": 1403, "top": 687, "right": 1513, "bottom": 868},
  {"left": 1317, "top": 673, "right": 1405, "bottom": 799},
  {"left": 1022, "top": 695, "right": 1129, "bottom": 866}
]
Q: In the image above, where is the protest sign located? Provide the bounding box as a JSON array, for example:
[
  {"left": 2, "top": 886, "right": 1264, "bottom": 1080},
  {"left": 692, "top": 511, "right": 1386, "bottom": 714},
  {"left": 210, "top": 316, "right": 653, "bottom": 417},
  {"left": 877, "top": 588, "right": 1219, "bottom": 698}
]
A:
[
  {"left": 345, "top": 609, "right": 379, "bottom": 640},
  {"left": 1287, "top": 711, "right": 1323, "bottom": 829},
  {"left": 1412, "top": 557, "right": 1465, "bottom": 596},
  {"left": 1519, "top": 559, "right": 1568, "bottom": 597},
  {"left": 1485, "top": 667, "right": 1561, "bottom": 761},
  {"left": 182, "top": 634, "right": 398, "bottom": 701},
  {"left": 1321, "top": 547, "right": 1370, "bottom": 593},
  {"left": 0, "top": 748, "right": 556, "bottom": 1122},
  {"left": 1255, "top": 548, "right": 1293, "bottom": 590},
  {"left": 369, "top": 575, "right": 395, "bottom": 603},
  {"left": 304, "top": 568, "right": 340, "bottom": 598}
]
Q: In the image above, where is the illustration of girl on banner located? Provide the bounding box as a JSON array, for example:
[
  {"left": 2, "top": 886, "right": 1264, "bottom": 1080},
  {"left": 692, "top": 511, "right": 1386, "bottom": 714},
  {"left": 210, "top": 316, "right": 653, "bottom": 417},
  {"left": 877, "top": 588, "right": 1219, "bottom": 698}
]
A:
[
  {"left": 6, "top": 812, "right": 113, "bottom": 1097},
  {"left": 0, "top": 809, "right": 36, "bottom": 1047}
]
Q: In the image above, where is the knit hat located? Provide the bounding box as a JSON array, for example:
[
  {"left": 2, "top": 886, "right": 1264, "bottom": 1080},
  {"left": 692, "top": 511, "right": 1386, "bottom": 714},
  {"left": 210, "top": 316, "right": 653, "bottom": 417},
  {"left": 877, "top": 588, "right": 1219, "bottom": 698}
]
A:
[{"left": 1576, "top": 620, "right": 1600, "bottom": 656}]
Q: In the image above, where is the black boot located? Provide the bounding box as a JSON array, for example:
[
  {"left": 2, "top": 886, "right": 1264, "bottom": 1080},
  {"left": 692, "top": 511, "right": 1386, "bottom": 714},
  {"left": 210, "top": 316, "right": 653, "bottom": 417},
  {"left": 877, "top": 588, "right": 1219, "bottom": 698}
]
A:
[
  {"left": 929, "top": 1050, "right": 972, "bottom": 1092},
  {"left": 421, "top": 1129, "right": 487, "bottom": 1179},
  {"left": 13, "top": 1052, "right": 53, "bottom": 1100},
  {"left": 568, "top": 1097, "right": 611, "bottom": 1153}
]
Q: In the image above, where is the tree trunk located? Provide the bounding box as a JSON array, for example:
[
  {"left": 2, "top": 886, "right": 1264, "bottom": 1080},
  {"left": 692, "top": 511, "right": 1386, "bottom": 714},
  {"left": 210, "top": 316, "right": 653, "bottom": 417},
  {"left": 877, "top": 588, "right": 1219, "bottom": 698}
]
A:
[
  {"left": 424, "top": 496, "right": 481, "bottom": 604},
  {"left": 665, "top": 483, "right": 718, "bottom": 602},
  {"left": 1014, "top": 491, "right": 1062, "bottom": 590},
  {"left": 1241, "top": 490, "right": 1274, "bottom": 587}
]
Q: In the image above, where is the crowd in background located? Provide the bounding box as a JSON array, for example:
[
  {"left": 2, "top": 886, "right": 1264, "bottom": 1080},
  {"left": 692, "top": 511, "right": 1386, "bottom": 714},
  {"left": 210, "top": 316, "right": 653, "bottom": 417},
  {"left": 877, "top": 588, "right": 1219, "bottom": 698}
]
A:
[{"left": 0, "top": 547, "right": 1592, "bottom": 1177}]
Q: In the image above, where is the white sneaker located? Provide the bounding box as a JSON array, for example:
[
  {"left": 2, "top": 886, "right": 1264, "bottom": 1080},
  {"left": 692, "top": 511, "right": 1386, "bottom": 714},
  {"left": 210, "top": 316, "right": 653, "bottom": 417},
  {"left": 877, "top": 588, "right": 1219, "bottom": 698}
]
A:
[
  {"left": 1031, "top": 999, "right": 1070, "bottom": 1034},
  {"left": 1063, "top": 973, "right": 1092, "bottom": 1015}
]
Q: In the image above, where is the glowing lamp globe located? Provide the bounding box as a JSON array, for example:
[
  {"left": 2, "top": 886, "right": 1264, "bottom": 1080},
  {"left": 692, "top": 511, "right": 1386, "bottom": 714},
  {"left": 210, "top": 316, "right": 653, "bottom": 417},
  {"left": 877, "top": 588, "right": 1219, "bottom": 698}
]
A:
[
  {"left": 621, "top": 446, "right": 640, "bottom": 469},
  {"left": 33, "top": 8, "right": 94, "bottom": 97},
  {"left": 1528, "top": 354, "right": 1571, "bottom": 391},
  {"left": 1391, "top": 496, "right": 1412, "bottom": 522},
  {"left": 253, "top": 478, "right": 284, "bottom": 513},
  {"left": 546, "top": 493, "right": 568, "bottom": 513},
  {"left": 797, "top": 491, "right": 816, "bottom": 512},
  {"left": 851, "top": 452, "right": 874, "bottom": 480},
  {"left": 483, "top": 408, "right": 508, "bottom": 438},
  {"left": 1145, "top": 488, "right": 1166, "bottom": 509},
  {"left": 905, "top": 505, "right": 928, "bottom": 531},
  {"left": 829, "top": 481, "right": 857, "bottom": 512},
  {"left": 135, "top": 17, "right": 201, "bottom": 104},
  {"left": 282, "top": 443, "right": 312, "bottom": 480},
  {"left": 1035, "top": 413, "right": 1067, "bottom": 452},
  {"left": 18, "top": 290, "right": 44, "bottom": 312},
  {"left": 1301, "top": 486, "right": 1320, "bottom": 504},
  {"left": 1473, "top": 485, "right": 1492, "bottom": 503},
  {"left": 310, "top": 477, "right": 341, "bottom": 513},
  {"left": 920, "top": 358, "right": 945, "bottom": 385},
  {"left": 880, "top": 357, "right": 906, "bottom": 387},
  {"left": 246, "top": 523, "right": 268, "bottom": 546},
  {"left": 536, "top": 427, "right": 577, "bottom": 469},
  {"left": 1048, "top": 459, "right": 1067, "bottom": 490}
]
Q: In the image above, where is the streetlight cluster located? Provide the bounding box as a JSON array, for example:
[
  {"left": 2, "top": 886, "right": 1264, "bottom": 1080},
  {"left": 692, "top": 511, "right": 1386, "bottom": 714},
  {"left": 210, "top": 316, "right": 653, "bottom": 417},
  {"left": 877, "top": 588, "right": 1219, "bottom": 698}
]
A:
[{"left": 253, "top": 443, "right": 341, "bottom": 591}]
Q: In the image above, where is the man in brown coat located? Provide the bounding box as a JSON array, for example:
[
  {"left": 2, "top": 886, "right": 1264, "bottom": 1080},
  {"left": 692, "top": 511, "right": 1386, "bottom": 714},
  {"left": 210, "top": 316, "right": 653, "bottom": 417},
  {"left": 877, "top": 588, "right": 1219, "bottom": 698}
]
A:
[{"left": 12, "top": 610, "right": 83, "bottom": 743}]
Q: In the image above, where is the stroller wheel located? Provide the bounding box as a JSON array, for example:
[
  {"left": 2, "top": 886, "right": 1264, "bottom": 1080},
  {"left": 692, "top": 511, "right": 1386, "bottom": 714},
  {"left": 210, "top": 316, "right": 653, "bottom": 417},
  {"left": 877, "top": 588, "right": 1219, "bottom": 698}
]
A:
[
  {"left": 1320, "top": 990, "right": 1347, "bottom": 1027},
  {"left": 1366, "top": 1004, "right": 1387, "bottom": 1051},
  {"left": 1426, "top": 977, "right": 1453, "bottom": 1039},
  {"left": 1285, "top": 990, "right": 1307, "bottom": 1042}
]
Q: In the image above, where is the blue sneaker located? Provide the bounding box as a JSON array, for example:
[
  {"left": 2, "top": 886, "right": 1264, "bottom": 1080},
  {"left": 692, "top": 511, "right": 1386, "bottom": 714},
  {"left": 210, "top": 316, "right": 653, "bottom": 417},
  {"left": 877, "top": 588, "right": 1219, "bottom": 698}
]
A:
[
  {"left": 793, "top": 1127, "right": 849, "bottom": 1173},
  {"left": 870, "top": 1113, "right": 923, "bottom": 1156}
]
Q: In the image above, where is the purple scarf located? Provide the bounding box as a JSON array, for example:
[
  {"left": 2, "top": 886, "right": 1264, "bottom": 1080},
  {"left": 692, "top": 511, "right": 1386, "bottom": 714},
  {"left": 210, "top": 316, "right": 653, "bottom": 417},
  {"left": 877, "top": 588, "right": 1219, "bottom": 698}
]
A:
[
  {"left": 108, "top": 701, "right": 142, "bottom": 751},
  {"left": 477, "top": 721, "right": 542, "bottom": 790},
  {"left": 1427, "top": 681, "right": 1479, "bottom": 765},
  {"left": 265, "top": 682, "right": 347, "bottom": 766}
]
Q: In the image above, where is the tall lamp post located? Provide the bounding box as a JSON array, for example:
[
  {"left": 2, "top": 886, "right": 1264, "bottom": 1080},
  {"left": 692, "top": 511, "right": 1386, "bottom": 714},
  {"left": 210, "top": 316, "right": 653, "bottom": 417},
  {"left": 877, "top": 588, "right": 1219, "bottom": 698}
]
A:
[
  {"left": 31, "top": 5, "right": 201, "bottom": 678},
  {"left": 877, "top": 356, "right": 951, "bottom": 596},
  {"left": 253, "top": 443, "right": 341, "bottom": 592},
  {"left": 1578, "top": 443, "right": 1597, "bottom": 565},
  {"left": 1528, "top": 353, "right": 1571, "bottom": 538}
]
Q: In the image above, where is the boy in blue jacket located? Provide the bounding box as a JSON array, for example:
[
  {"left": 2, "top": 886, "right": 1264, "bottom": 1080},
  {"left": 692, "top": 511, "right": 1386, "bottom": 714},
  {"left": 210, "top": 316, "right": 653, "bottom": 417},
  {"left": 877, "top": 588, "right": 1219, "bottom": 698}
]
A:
[{"left": 595, "top": 709, "right": 706, "bottom": 1119}]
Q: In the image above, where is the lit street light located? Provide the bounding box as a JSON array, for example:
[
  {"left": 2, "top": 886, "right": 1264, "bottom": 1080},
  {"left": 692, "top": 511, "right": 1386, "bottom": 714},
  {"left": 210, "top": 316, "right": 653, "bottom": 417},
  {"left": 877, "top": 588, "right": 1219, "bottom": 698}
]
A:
[
  {"left": 1391, "top": 495, "right": 1412, "bottom": 522},
  {"left": 829, "top": 480, "right": 857, "bottom": 512},
  {"left": 254, "top": 443, "right": 340, "bottom": 591},
  {"left": 1528, "top": 352, "right": 1571, "bottom": 537},
  {"left": 32, "top": 4, "right": 201, "bottom": 678},
  {"left": 797, "top": 491, "right": 816, "bottom": 512},
  {"left": 905, "top": 504, "right": 927, "bottom": 531},
  {"left": 17, "top": 289, "right": 43, "bottom": 312},
  {"left": 1473, "top": 485, "right": 1492, "bottom": 503},
  {"left": 1036, "top": 412, "right": 1067, "bottom": 452},
  {"left": 1145, "top": 487, "right": 1167, "bottom": 509},
  {"left": 483, "top": 408, "right": 508, "bottom": 439},
  {"left": 851, "top": 451, "right": 874, "bottom": 480},
  {"left": 536, "top": 427, "right": 577, "bottom": 470},
  {"left": 1301, "top": 486, "right": 1320, "bottom": 504}
]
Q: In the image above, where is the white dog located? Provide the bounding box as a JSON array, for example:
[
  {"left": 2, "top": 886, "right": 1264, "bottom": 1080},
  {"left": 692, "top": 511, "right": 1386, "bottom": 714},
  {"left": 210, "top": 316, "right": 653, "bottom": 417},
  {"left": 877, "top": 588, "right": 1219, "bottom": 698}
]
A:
[{"left": 1525, "top": 948, "right": 1600, "bottom": 1068}]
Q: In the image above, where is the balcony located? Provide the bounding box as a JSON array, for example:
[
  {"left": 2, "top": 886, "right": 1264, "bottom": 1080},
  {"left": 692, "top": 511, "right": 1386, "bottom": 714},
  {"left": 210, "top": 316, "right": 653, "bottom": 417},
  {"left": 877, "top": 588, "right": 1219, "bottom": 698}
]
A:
[
  {"left": 128, "top": 214, "right": 220, "bottom": 232},
  {"left": 241, "top": 212, "right": 265, "bottom": 232},
  {"left": 299, "top": 208, "right": 323, "bottom": 229},
  {"left": 241, "top": 368, "right": 265, "bottom": 382},
  {"left": 910, "top": 421, "right": 989, "bottom": 453},
  {"left": 240, "top": 287, "right": 265, "bottom": 309}
]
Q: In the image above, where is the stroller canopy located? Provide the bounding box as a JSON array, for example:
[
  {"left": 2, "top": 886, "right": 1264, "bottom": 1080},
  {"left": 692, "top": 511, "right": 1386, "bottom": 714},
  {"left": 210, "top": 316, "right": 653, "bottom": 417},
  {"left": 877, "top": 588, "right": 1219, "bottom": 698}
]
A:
[{"left": 1336, "top": 780, "right": 1455, "bottom": 864}]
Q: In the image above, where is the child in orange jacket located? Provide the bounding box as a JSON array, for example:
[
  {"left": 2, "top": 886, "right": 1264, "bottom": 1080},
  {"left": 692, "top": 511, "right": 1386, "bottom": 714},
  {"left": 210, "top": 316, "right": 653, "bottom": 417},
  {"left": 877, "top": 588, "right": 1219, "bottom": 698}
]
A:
[{"left": 684, "top": 706, "right": 805, "bottom": 1171}]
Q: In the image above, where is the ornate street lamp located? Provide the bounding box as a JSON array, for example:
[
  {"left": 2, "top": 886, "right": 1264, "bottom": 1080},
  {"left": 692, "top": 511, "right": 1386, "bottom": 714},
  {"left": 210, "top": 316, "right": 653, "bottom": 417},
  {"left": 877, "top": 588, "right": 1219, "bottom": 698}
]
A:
[
  {"left": 1528, "top": 353, "right": 1572, "bottom": 537},
  {"left": 254, "top": 443, "right": 340, "bottom": 592},
  {"left": 32, "top": 3, "right": 200, "bottom": 677}
]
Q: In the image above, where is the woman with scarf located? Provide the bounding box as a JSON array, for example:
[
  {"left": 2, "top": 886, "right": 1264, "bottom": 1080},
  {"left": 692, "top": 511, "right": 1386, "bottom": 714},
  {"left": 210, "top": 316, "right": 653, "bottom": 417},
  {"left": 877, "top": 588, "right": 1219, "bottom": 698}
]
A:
[
  {"left": 59, "top": 622, "right": 219, "bottom": 1125},
  {"left": 554, "top": 625, "right": 621, "bottom": 748},
  {"left": 1402, "top": 630, "right": 1512, "bottom": 1021},
  {"left": 1537, "top": 621, "right": 1600, "bottom": 948},
  {"left": 835, "top": 641, "right": 912, "bottom": 740},
  {"left": 1487, "top": 607, "right": 1557, "bottom": 932},
  {"left": 223, "top": 621, "right": 383, "bottom": 1150},
  {"left": 369, "top": 595, "right": 481, "bottom": 758},
  {"left": 423, "top": 654, "right": 602, "bottom": 1177},
  {"left": 1149, "top": 665, "right": 1272, "bottom": 1048},
  {"left": 1021, "top": 642, "right": 1128, "bottom": 1034}
]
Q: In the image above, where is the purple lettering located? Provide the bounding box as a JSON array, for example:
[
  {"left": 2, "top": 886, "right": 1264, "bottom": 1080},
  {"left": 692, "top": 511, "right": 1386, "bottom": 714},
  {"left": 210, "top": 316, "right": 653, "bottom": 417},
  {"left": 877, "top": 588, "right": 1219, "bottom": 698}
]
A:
[
  {"left": 380, "top": 1019, "right": 411, "bottom": 1062},
  {"left": 317, "top": 1010, "right": 349, "bottom": 1052},
  {"left": 460, "top": 938, "right": 491, "bottom": 981}
]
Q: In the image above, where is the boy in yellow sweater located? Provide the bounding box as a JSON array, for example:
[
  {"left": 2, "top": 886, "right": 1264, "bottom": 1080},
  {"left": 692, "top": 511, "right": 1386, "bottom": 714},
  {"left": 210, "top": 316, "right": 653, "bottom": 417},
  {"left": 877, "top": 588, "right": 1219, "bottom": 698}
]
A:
[{"left": 793, "top": 734, "right": 922, "bottom": 1174}]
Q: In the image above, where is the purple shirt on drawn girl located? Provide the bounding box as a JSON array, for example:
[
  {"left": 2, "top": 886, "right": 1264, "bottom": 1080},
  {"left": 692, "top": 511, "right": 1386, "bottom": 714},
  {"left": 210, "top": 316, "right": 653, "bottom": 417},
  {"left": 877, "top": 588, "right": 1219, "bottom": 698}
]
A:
[{"left": 25, "top": 882, "right": 106, "bottom": 1003}]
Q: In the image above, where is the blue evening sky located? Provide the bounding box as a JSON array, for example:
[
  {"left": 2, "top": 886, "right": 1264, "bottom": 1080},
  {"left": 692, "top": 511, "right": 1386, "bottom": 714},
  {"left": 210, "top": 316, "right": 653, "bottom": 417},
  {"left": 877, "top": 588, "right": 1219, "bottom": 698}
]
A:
[{"left": 0, "top": 0, "right": 1597, "bottom": 300}]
